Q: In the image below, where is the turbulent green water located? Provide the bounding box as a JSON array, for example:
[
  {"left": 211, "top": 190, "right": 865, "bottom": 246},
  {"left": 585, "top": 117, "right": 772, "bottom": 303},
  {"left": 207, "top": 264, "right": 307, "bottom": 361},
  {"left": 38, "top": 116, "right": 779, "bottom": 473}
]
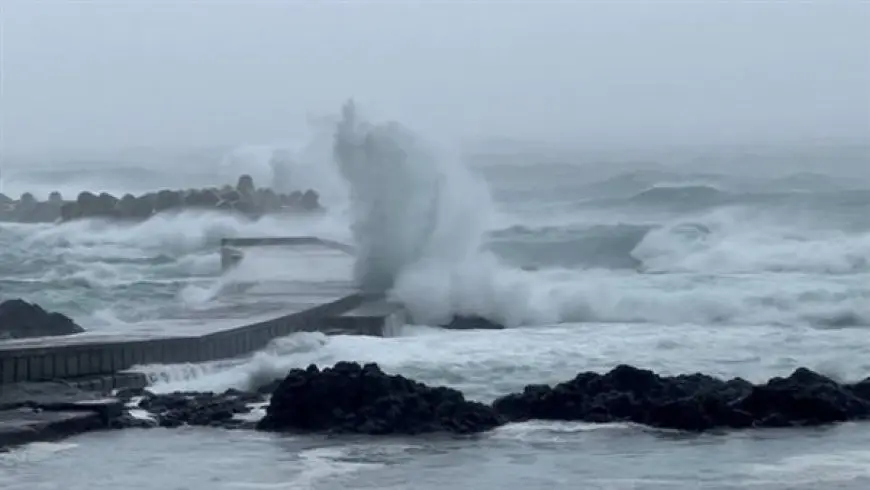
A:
[{"left": 2, "top": 143, "right": 870, "bottom": 488}]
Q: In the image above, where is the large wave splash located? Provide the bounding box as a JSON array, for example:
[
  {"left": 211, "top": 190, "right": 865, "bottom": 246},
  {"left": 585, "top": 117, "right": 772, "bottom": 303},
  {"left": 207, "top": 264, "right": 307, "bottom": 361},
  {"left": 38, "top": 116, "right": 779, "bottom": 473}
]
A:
[
  {"left": 331, "top": 101, "right": 493, "bottom": 297},
  {"left": 328, "top": 101, "right": 550, "bottom": 327},
  {"left": 327, "top": 103, "right": 870, "bottom": 329}
]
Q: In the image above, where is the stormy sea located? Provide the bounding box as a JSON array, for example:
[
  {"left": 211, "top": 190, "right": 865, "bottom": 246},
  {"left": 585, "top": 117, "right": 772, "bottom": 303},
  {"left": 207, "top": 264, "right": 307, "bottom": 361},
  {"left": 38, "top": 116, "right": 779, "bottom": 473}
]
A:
[{"left": 1, "top": 111, "right": 869, "bottom": 489}]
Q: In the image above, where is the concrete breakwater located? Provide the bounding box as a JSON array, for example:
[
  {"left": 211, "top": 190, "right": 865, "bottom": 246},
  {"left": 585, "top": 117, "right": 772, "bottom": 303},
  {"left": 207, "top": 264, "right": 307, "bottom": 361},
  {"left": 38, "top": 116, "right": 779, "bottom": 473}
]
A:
[
  {"left": 0, "top": 234, "right": 409, "bottom": 449},
  {"left": 0, "top": 234, "right": 381, "bottom": 385},
  {"left": 220, "top": 236, "right": 356, "bottom": 270},
  {"left": 0, "top": 293, "right": 406, "bottom": 385},
  {"left": 0, "top": 174, "right": 322, "bottom": 223},
  {"left": 0, "top": 292, "right": 406, "bottom": 449}
]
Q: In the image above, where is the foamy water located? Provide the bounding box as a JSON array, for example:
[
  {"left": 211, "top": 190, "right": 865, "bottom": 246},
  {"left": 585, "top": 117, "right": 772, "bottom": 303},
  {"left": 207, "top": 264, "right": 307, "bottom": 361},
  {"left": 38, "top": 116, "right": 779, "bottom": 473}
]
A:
[{"left": 2, "top": 107, "right": 870, "bottom": 488}]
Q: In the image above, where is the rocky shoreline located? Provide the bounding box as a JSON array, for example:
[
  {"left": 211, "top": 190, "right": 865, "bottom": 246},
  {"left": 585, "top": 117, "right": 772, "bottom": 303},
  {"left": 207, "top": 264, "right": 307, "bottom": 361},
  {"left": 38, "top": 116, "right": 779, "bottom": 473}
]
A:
[
  {"left": 0, "top": 299, "right": 86, "bottom": 340},
  {"left": 4, "top": 360, "right": 870, "bottom": 450},
  {"left": 0, "top": 174, "right": 321, "bottom": 224}
]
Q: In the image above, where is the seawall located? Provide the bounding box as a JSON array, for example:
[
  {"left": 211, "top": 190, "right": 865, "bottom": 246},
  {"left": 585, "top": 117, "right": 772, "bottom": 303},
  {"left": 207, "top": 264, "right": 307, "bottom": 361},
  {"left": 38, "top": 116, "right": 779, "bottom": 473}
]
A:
[
  {"left": 220, "top": 236, "right": 355, "bottom": 270},
  {"left": 0, "top": 293, "right": 406, "bottom": 386},
  {"left": 0, "top": 292, "right": 407, "bottom": 451},
  {"left": 0, "top": 235, "right": 410, "bottom": 449}
]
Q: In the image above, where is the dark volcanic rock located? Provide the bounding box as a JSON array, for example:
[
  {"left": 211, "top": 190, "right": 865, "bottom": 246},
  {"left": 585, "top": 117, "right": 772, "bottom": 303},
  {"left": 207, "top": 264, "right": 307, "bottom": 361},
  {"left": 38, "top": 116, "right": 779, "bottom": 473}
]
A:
[
  {"left": 11, "top": 362, "right": 870, "bottom": 444},
  {"left": 129, "top": 389, "right": 267, "bottom": 430},
  {"left": 441, "top": 315, "right": 505, "bottom": 330},
  {"left": 257, "top": 362, "right": 504, "bottom": 435},
  {"left": 492, "top": 365, "right": 870, "bottom": 431},
  {"left": 114, "top": 387, "right": 155, "bottom": 403},
  {"left": 254, "top": 379, "right": 282, "bottom": 396},
  {"left": 0, "top": 299, "right": 85, "bottom": 339}
]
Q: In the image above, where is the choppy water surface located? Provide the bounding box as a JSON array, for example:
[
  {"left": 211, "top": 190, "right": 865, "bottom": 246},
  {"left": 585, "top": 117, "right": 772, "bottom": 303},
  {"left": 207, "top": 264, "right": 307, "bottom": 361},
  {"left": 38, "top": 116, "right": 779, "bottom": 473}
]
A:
[
  {"left": 4, "top": 421, "right": 870, "bottom": 490},
  {"left": 1, "top": 135, "right": 869, "bottom": 488}
]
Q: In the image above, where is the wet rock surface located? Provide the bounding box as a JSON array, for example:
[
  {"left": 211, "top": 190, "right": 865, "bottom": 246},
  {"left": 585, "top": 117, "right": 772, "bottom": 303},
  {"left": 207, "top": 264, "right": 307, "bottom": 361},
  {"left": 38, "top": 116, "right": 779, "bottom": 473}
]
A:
[
  {"left": 0, "top": 299, "right": 86, "bottom": 339},
  {"left": 493, "top": 364, "right": 870, "bottom": 431},
  {"left": 441, "top": 315, "right": 506, "bottom": 330},
  {"left": 111, "top": 388, "right": 269, "bottom": 430},
  {"left": 6, "top": 362, "right": 870, "bottom": 449},
  {"left": 0, "top": 174, "right": 322, "bottom": 223},
  {"left": 256, "top": 361, "right": 505, "bottom": 435}
]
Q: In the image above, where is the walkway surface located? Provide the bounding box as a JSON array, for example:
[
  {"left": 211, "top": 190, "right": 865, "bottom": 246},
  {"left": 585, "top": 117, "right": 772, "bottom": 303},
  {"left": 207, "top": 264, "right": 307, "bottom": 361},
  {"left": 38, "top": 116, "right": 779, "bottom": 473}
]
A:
[{"left": 1, "top": 241, "right": 360, "bottom": 349}]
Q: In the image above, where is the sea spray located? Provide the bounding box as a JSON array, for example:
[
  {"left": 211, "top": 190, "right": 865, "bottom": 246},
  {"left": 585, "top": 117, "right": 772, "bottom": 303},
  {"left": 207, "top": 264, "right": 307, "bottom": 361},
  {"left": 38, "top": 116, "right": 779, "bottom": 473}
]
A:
[{"left": 331, "top": 100, "right": 490, "bottom": 295}]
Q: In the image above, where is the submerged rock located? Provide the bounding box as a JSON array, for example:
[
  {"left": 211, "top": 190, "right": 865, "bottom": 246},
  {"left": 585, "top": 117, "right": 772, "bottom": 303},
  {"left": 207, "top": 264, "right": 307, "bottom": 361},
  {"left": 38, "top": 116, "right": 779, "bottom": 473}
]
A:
[
  {"left": 441, "top": 315, "right": 505, "bottom": 330},
  {"left": 256, "top": 361, "right": 504, "bottom": 435},
  {"left": 141, "top": 364, "right": 870, "bottom": 434},
  {"left": 0, "top": 299, "right": 85, "bottom": 339},
  {"left": 20, "top": 361, "right": 870, "bottom": 442},
  {"left": 111, "top": 389, "right": 270, "bottom": 430},
  {"left": 493, "top": 365, "right": 870, "bottom": 431}
]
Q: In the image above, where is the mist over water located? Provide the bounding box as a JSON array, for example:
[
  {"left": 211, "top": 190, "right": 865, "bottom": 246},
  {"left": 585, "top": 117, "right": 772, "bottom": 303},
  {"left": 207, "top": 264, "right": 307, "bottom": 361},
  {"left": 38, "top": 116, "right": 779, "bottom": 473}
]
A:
[
  {"left": 2, "top": 107, "right": 870, "bottom": 489},
  {"left": 332, "top": 101, "right": 493, "bottom": 300},
  {"left": 319, "top": 104, "right": 870, "bottom": 330},
  {"left": 3, "top": 104, "right": 869, "bottom": 333},
  {"left": 2, "top": 1, "right": 870, "bottom": 487}
]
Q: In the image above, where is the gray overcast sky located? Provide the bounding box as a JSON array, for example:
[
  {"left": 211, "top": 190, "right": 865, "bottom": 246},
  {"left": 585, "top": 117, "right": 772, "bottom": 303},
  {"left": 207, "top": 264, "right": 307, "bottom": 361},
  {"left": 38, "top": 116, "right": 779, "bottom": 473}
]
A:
[{"left": 1, "top": 0, "right": 868, "bottom": 154}]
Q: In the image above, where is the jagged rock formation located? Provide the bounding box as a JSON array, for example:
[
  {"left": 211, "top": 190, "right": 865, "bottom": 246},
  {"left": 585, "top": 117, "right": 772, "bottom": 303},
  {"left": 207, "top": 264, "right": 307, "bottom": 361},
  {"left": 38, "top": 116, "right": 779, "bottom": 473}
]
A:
[
  {"left": 256, "top": 362, "right": 504, "bottom": 435},
  {"left": 0, "top": 299, "right": 86, "bottom": 339},
  {"left": 441, "top": 315, "right": 506, "bottom": 330},
  {"left": 0, "top": 175, "right": 322, "bottom": 224},
  {"left": 111, "top": 387, "right": 268, "bottom": 430},
  {"left": 493, "top": 364, "right": 870, "bottom": 431},
  {"left": 7, "top": 362, "right": 870, "bottom": 448}
]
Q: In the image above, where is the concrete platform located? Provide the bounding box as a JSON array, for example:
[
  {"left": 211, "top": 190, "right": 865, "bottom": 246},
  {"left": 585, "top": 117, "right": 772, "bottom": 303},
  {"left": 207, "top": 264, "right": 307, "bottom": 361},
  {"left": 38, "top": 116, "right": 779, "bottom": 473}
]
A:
[
  {"left": 0, "top": 396, "right": 124, "bottom": 450},
  {"left": 0, "top": 294, "right": 407, "bottom": 385},
  {"left": 0, "top": 292, "right": 370, "bottom": 384},
  {"left": 322, "top": 298, "right": 408, "bottom": 337},
  {"left": 220, "top": 236, "right": 355, "bottom": 271},
  {"left": 0, "top": 236, "right": 406, "bottom": 395},
  {"left": 0, "top": 409, "right": 104, "bottom": 449}
]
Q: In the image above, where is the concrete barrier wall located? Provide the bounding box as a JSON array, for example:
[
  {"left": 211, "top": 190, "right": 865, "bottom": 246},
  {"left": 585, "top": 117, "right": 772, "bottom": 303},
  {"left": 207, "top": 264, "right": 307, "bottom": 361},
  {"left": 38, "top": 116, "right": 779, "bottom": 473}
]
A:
[
  {"left": 220, "top": 236, "right": 355, "bottom": 254},
  {"left": 63, "top": 372, "right": 150, "bottom": 393},
  {"left": 220, "top": 236, "right": 355, "bottom": 271},
  {"left": 0, "top": 293, "right": 369, "bottom": 385}
]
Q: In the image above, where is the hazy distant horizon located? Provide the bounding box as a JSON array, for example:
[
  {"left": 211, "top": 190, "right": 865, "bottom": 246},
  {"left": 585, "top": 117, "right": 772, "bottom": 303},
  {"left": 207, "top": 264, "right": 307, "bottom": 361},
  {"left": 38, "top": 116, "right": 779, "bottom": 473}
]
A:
[{"left": 1, "top": 1, "right": 868, "bottom": 156}]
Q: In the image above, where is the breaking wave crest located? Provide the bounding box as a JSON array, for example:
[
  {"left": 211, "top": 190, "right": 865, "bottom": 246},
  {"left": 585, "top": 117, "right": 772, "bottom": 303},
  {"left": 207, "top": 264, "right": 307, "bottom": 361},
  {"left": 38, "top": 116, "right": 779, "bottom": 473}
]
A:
[{"left": 328, "top": 102, "right": 870, "bottom": 329}]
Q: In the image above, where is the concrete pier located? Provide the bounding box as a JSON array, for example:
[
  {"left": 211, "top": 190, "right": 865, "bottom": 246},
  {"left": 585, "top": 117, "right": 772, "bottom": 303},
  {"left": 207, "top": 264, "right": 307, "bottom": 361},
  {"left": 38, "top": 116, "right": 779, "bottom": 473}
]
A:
[
  {"left": 0, "top": 293, "right": 410, "bottom": 385},
  {"left": 220, "top": 236, "right": 354, "bottom": 270},
  {"left": 0, "top": 294, "right": 406, "bottom": 449},
  {"left": 0, "top": 381, "right": 127, "bottom": 449},
  {"left": 0, "top": 235, "right": 407, "bottom": 449}
]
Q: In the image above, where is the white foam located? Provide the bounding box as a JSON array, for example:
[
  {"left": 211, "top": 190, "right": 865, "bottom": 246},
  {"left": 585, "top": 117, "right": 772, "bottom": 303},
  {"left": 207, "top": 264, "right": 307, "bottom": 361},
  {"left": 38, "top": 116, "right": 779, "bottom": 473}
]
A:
[
  {"left": 0, "top": 442, "right": 79, "bottom": 463},
  {"left": 633, "top": 206, "right": 870, "bottom": 275},
  {"left": 143, "top": 316, "right": 870, "bottom": 404},
  {"left": 326, "top": 102, "right": 870, "bottom": 331},
  {"left": 6, "top": 105, "right": 869, "bottom": 336},
  {"left": 743, "top": 449, "right": 870, "bottom": 485},
  {"left": 491, "top": 420, "right": 636, "bottom": 444},
  {"left": 290, "top": 446, "right": 385, "bottom": 488},
  {"left": 138, "top": 332, "right": 330, "bottom": 394}
]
